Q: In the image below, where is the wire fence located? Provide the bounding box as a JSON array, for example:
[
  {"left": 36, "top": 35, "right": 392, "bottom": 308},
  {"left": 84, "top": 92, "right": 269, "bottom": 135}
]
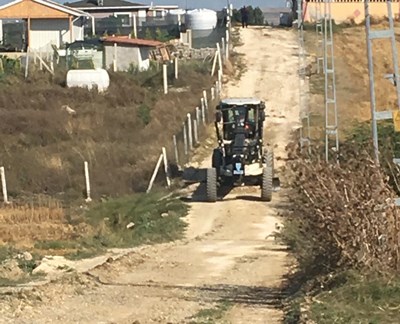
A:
[{"left": 0, "top": 10, "right": 232, "bottom": 203}]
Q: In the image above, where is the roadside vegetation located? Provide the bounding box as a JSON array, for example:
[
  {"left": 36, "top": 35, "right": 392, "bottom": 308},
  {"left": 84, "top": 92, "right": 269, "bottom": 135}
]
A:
[
  {"left": 0, "top": 60, "right": 213, "bottom": 198},
  {"left": 283, "top": 21, "right": 400, "bottom": 323},
  {"left": 0, "top": 53, "right": 216, "bottom": 284},
  {"left": 189, "top": 301, "right": 232, "bottom": 324}
]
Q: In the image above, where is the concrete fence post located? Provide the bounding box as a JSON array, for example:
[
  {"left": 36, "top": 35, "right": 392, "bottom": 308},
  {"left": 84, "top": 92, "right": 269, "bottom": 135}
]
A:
[
  {"left": 133, "top": 14, "right": 138, "bottom": 38},
  {"left": 84, "top": 161, "right": 92, "bottom": 202},
  {"left": 203, "top": 90, "right": 208, "bottom": 109},
  {"left": 187, "top": 113, "right": 193, "bottom": 150},
  {"left": 211, "top": 50, "right": 218, "bottom": 76},
  {"left": 218, "top": 70, "right": 223, "bottom": 91},
  {"left": 201, "top": 98, "right": 206, "bottom": 126},
  {"left": 173, "top": 135, "right": 180, "bottom": 167},
  {"left": 221, "top": 37, "right": 226, "bottom": 61},
  {"left": 147, "top": 154, "right": 163, "bottom": 193},
  {"left": 216, "top": 42, "right": 223, "bottom": 75},
  {"left": 162, "top": 147, "right": 171, "bottom": 188},
  {"left": 113, "top": 43, "right": 117, "bottom": 72},
  {"left": 174, "top": 57, "right": 178, "bottom": 79},
  {"left": 188, "top": 29, "right": 193, "bottom": 49},
  {"left": 163, "top": 64, "right": 168, "bottom": 94},
  {"left": 183, "top": 122, "right": 188, "bottom": 156},
  {"left": 196, "top": 107, "right": 201, "bottom": 127},
  {"left": 226, "top": 30, "right": 230, "bottom": 60},
  {"left": 0, "top": 166, "right": 9, "bottom": 204},
  {"left": 193, "top": 119, "right": 199, "bottom": 144}
]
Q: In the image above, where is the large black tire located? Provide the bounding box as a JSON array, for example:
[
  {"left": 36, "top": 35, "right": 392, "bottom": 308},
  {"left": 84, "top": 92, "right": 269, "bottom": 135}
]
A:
[
  {"left": 263, "top": 149, "right": 274, "bottom": 175},
  {"left": 212, "top": 149, "right": 223, "bottom": 171},
  {"left": 206, "top": 168, "right": 218, "bottom": 202},
  {"left": 261, "top": 166, "right": 273, "bottom": 202}
]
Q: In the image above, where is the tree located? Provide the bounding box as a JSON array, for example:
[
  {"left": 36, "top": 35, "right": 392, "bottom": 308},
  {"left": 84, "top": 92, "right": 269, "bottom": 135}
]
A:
[
  {"left": 231, "top": 6, "right": 264, "bottom": 26},
  {"left": 254, "top": 7, "right": 265, "bottom": 25}
]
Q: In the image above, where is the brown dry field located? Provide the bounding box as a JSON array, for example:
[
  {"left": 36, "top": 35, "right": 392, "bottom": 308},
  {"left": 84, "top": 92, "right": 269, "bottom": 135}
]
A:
[
  {"left": 0, "top": 61, "right": 217, "bottom": 248},
  {"left": 305, "top": 22, "right": 400, "bottom": 140}
]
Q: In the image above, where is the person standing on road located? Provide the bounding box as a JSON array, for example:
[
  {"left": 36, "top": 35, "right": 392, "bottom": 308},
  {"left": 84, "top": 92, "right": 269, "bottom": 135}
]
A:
[{"left": 240, "top": 6, "right": 249, "bottom": 28}]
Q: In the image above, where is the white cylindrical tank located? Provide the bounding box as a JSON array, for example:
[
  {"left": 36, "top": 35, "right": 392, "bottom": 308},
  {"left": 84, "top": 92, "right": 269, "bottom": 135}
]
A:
[
  {"left": 185, "top": 9, "right": 217, "bottom": 30},
  {"left": 66, "top": 68, "right": 110, "bottom": 92}
]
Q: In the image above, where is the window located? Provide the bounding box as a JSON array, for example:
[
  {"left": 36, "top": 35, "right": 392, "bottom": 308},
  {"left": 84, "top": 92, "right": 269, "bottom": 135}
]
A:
[{"left": 114, "top": 13, "right": 131, "bottom": 27}]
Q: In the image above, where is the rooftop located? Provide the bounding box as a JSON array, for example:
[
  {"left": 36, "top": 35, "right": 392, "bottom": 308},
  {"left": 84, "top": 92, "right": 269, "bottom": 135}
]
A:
[
  {"left": 67, "top": 0, "right": 148, "bottom": 9},
  {"left": 0, "top": 0, "right": 90, "bottom": 18}
]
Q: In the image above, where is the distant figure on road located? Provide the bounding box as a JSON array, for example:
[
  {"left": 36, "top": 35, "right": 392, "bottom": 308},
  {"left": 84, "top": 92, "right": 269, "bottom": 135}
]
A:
[{"left": 240, "top": 6, "right": 248, "bottom": 28}]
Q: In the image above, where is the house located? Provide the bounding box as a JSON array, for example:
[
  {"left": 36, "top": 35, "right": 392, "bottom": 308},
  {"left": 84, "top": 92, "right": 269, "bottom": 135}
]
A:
[
  {"left": 102, "top": 35, "right": 165, "bottom": 71},
  {"left": 0, "top": 0, "right": 92, "bottom": 52},
  {"left": 67, "top": 0, "right": 149, "bottom": 29},
  {"left": 66, "top": 0, "right": 180, "bottom": 35},
  {"left": 303, "top": 0, "right": 400, "bottom": 24},
  {"left": 263, "top": 7, "right": 292, "bottom": 26}
]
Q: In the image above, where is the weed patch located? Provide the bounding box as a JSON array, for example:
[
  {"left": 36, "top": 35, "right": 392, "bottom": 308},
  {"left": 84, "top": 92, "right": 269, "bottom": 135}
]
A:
[
  {"left": 309, "top": 272, "right": 400, "bottom": 324},
  {"left": 189, "top": 301, "right": 231, "bottom": 324},
  {"left": 30, "top": 192, "right": 189, "bottom": 259}
]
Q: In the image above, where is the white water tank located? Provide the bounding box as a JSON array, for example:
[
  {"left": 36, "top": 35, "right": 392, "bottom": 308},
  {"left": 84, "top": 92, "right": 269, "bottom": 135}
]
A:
[
  {"left": 186, "top": 9, "right": 217, "bottom": 30},
  {"left": 66, "top": 68, "right": 110, "bottom": 92}
]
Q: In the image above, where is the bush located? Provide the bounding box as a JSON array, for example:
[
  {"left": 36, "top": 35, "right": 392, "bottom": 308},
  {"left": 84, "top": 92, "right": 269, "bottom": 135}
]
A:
[{"left": 281, "top": 142, "right": 400, "bottom": 275}]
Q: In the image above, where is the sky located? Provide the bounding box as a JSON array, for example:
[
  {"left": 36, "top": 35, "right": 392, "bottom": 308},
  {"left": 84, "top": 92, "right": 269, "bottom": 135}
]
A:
[{"left": 0, "top": 0, "right": 290, "bottom": 10}]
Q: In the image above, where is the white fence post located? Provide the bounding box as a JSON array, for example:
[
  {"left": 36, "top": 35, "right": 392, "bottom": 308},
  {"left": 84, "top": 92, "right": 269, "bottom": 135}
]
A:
[
  {"left": 193, "top": 119, "right": 199, "bottom": 144},
  {"left": 216, "top": 42, "right": 223, "bottom": 75},
  {"left": 174, "top": 57, "right": 178, "bottom": 79},
  {"left": 211, "top": 50, "right": 218, "bottom": 76},
  {"left": 183, "top": 122, "right": 188, "bottom": 156},
  {"left": 147, "top": 154, "right": 163, "bottom": 193},
  {"left": 187, "top": 113, "right": 193, "bottom": 150},
  {"left": 162, "top": 147, "right": 171, "bottom": 188},
  {"left": 226, "top": 29, "right": 230, "bottom": 60},
  {"left": 201, "top": 98, "right": 206, "bottom": 126},
  {"left": 133, "top": 14, "right": 137, "bottom": 38},
  {"left": 218, "top": 70, "right": 223, "bottom": 91},
  {"left": 187, "top": 29, "right": 193, "bottom": 49},
  {"left": 0, "top": 167, "right": 9, "bottom": 204},
  {"left": 25, "top": 47, "right": 30, "bottom": 79},
  {"left": 203, "top": 90, "right": 208, "bottom": 109},
  {"left": 84, "top": 161, "right": 92, "bottom": 202},
  {"left": 196, "top": 107, "right": 201, "bottom": 127},
  {"left": 211, "top": 86, "right": 215, "bottom": 101},
  {"left": 221, "top": 37, "right": 226, "bottom": 61},
  {"left": 173, "top": 135, "right": 180, "bottom": 167},
  {"left": 163, "top": 64, "right": 168, "bottom": 94},
  {"left": 113, "top": 43, "right": 117, "bottom": 72}
]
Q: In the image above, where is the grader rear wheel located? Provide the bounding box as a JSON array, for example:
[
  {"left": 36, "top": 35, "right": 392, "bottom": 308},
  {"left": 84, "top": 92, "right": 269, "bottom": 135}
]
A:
[{"left": 206, "top": 168, "right": 217, "bottom": 202}]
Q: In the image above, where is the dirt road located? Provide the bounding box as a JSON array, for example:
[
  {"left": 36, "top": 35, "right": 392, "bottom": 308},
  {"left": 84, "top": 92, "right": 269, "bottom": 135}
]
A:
[{"left": 0, "top": 27, "right": 300, "bottom": 323}]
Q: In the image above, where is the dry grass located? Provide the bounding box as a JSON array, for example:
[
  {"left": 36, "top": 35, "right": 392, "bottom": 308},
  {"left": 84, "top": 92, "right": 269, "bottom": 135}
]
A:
[
  {"left": 0, "top": 61, "right": 215, "bottom": 200},
  {"left": 0, "top": 60, "right": 215, "bottom": 250},
  {"left": 0, "top": 197, "right": 73, "bottom": 247}
]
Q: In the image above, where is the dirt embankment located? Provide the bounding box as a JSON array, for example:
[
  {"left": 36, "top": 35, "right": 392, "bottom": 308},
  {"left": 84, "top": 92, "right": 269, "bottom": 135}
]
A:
[
  {"left": 306, "top": 23, "right": 400, "bottom": 138},
  {"left": 0, "top": 27, "right": 299, "bottom": 323}
]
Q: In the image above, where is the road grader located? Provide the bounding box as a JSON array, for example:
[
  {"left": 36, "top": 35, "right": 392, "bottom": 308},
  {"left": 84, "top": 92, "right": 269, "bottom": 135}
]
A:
[{"left": 205, "top": 98, "right": 278, "bottom": 202}]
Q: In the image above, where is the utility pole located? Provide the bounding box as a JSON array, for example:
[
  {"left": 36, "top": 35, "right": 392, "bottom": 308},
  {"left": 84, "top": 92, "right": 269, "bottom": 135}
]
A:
[
  {"left": 298, "top": 0, "right": 311, "bottom": 153},
  {"left": 323, "top": 0, "right": 339, "bottom": 163},
  {"left": 364, "top": 0, "right": 400, "bottom": 204}
]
